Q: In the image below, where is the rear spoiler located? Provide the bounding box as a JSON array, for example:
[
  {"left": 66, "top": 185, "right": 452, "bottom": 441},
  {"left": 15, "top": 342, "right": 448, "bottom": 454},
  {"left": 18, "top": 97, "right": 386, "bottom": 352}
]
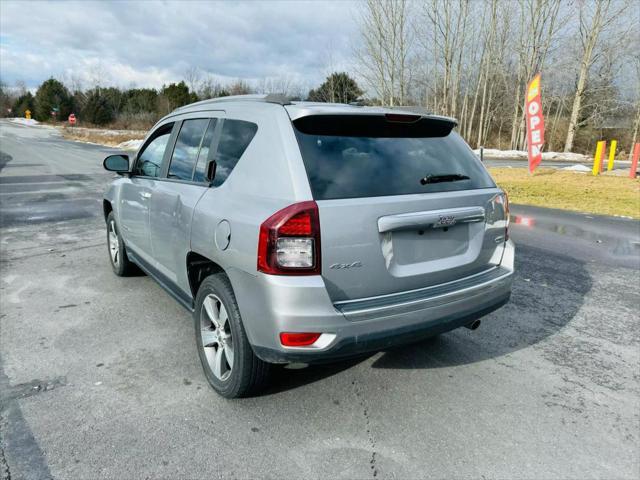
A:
[{"left": 292, "top": 114, "right": 457, "bottom": 138}]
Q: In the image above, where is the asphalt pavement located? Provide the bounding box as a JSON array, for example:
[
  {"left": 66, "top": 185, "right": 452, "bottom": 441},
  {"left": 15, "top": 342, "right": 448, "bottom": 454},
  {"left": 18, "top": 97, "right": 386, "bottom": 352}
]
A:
[{"left": 1, "top": 119, "right": 639, "bottom": 480}]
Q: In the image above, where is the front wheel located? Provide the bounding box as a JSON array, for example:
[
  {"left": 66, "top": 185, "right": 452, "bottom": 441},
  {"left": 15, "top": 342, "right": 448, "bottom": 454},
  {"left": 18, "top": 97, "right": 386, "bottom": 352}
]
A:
[
  {"left": 194, "top": 273, "right": 270, "bottom": 398},
  {"left": 106, "top": 211, "right": 137, "bottom": 276}
]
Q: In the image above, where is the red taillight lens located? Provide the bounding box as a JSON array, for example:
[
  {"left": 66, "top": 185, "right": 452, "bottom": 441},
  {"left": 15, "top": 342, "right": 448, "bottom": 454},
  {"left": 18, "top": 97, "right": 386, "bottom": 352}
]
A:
[
  {"left": 278, "top": 211, "right": 312, "bottom": 236},
  {"left": 280, "top": 332, "right": 321, "bottom": 347},
  {"left": 257, "top": 201, "right": 321, "bottom": 275}
]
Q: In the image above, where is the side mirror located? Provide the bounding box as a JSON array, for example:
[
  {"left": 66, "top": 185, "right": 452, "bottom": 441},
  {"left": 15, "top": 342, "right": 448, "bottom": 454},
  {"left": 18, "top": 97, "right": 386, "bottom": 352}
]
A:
[{"left": 103, "top": 154, "right": 130, "bottom": 174}]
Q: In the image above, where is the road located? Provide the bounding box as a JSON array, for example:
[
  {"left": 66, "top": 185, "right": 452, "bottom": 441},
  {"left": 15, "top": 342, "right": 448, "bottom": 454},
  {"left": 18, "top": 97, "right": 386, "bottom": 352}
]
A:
[
  {"left": 1, "top": 119, "right": 639, "bottom": 480},
  {"left": 484, "top": 158, "right": 631, "bottom": 170}
]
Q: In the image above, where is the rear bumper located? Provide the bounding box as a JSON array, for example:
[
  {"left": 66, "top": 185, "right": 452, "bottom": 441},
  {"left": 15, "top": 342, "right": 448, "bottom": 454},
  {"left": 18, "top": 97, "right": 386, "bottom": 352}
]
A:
[
  {"left": 254, "top": 292, "right": 510, "bottom": 363},
  {"left": 229, "top": 240, "right": 515, "bottom": 364}
]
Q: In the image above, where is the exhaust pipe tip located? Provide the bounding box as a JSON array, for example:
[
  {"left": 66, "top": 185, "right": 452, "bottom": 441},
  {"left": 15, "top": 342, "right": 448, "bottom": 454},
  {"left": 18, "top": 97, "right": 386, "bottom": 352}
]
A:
[{"left": 465, "top": 319, "right": 481, "bottom": 331}]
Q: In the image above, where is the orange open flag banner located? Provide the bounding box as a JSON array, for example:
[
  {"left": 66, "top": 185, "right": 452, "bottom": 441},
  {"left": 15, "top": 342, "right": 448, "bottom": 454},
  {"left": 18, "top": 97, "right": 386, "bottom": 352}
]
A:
[{"left": 525, "top": 73, "right": 545, "bottom": 173}]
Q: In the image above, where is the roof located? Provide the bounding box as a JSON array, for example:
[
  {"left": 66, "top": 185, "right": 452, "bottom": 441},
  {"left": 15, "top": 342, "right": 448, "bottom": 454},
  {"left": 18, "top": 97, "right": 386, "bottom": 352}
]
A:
[{"left": 171, "top": 94, "right": 457, "bottom": 124}]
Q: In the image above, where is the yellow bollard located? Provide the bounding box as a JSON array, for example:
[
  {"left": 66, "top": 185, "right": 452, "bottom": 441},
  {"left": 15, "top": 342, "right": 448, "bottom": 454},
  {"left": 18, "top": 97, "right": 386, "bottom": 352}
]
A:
[
  {"left": 592, "top": 141, "right": 605, "bottom": 176},
  {"left": 607, "top": 140, "right": 617, "bottom": 171}
]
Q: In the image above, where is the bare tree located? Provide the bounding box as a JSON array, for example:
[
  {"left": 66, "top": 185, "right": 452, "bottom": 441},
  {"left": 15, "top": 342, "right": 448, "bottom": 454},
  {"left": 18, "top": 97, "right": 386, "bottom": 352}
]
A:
[
  {"left": 14, "top": 80, "right": 27, "bottom": 96},
  {"left": 184, "top": 66, "right": 202, "bottom": 96},
  {"left": 355, "top": 0, "right": 412, "bottom": 106},
  {"left": 254, "top": 76, "right": 304, "bottom": 97},
  {"left": 198, "top": 76, "right": 227, "bottom": 99},
  {"left": 86, "top": 62, "right": 109, "bottom": 90},
  {"left": 564, "top": 0, "right": 631, "bottom": 151},
  {"left": 419, "top": 0, "right": 471, "bottom": 117},
  {"left": 354, "top": 0, "right": 637, "bottom": 154},
  {"left": 508, "top": 0, "right": 564, "bottom": 149}
]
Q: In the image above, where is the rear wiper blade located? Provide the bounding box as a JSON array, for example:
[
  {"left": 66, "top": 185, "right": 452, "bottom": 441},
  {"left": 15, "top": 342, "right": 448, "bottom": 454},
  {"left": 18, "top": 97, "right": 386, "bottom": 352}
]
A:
[{"left": 420, "top": 173, "right": 470, "bottom": 185}]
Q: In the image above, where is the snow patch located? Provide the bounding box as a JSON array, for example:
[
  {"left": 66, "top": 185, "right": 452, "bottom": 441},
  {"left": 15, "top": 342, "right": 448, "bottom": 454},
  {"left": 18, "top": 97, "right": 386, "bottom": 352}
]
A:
[
  {"left": 562, "top": 164, "right": 591, "bottom": 172},
  {"left": 9, "top": 117, "right": 40, "bottom": 126},
  {"left": 542, "top": 151, "right": 588, "bottom": 162},
  {"left": 117, "top": 139, "right": 143, "bottom": 151},
  {"left": 474, "top": 148, "right": 589, "bottom": 162}
]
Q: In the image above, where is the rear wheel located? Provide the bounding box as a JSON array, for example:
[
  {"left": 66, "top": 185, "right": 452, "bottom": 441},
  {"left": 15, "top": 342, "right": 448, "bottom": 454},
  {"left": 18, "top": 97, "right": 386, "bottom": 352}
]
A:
[
  {"left": 106, "top": 211, "right": 136, "bottom": 276},
  {"left": 194, "top": 273, "right": 270, "bottom": 398}
]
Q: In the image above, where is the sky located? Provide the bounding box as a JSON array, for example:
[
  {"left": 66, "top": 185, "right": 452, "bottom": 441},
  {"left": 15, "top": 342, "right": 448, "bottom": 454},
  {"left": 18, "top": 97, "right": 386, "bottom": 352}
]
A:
[{"left": 0, "top": 1, "right": 360, "bottom": 91}]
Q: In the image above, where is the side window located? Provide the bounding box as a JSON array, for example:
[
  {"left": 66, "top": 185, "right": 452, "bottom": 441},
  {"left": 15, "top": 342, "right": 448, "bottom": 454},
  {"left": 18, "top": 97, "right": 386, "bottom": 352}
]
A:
[
  {"left": 168, "top": 118, "right": 210, "bottom": 181},
  {"left": 192, "top": 119, "right": 218, "bottom": 183},
  {"left": 134, "top": 125, "right": 173, "bottom": 177},
  {"left": 211, "top": 119, "right": 258, "bottom": 187}
]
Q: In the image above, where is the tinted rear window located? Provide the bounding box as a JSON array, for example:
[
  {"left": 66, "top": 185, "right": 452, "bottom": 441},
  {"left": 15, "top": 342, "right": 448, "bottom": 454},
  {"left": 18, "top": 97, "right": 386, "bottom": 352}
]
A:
[
  {"left": 293, "top": 115, "right": 495, "bottom": 200},
  {"left": 211, "top": 119, "right": 258, "bottom": 187}
]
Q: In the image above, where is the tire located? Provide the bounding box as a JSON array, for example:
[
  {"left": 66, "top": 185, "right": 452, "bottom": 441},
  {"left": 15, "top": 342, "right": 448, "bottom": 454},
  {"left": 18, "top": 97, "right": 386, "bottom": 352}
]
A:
[
  {"left": 106, "top": 211, "right": 137, "bottom": 276},
  {"left": 194, "top": 273, "right": 270, "bottom": 398}
]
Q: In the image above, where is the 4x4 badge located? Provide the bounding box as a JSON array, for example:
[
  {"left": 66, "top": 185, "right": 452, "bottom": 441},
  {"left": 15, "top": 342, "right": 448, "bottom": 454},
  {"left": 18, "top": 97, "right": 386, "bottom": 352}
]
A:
[{"left": 330, "top": 261, "right": 363, "bottom": 270}]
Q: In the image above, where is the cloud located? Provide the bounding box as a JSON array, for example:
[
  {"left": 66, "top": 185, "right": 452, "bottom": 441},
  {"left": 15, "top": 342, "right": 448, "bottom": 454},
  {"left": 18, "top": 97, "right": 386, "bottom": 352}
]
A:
[{"left": 0, "top": 1, "right": 360, "bottom": 90}]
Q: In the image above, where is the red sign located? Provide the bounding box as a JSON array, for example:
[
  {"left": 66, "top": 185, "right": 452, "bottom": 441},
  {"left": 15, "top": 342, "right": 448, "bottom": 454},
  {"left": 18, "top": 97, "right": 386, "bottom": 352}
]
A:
[
  {"left": 68, "top": 113, "right": 76, "bottom": 125},
  {"left": 525, "top": 73, "right": 545, "bottom": 173}
]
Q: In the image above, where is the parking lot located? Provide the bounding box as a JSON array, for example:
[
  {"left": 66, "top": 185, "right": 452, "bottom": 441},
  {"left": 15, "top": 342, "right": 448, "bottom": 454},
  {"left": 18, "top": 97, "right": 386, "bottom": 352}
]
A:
[{"left": 1, "top": 119, "right": 639, "bottom": 479}]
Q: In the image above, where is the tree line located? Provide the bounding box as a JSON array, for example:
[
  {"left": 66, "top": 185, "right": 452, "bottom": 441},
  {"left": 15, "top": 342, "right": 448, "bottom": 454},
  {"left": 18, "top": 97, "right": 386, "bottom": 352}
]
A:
[
  {"left": 355, "top": 0, "right": 639, "bottom": 155},
  {"left": 0, "top": 0, "right": 638, "bottom": 155},
  {"left": 0, "top": 73, "right": 363, "bottom": 131}
]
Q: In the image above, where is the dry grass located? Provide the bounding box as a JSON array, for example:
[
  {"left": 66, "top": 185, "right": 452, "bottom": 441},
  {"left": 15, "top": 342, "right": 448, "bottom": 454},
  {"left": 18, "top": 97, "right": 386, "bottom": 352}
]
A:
[
  {"left": 489, "top": 167, "right": 640, "bottom": 219},
  {"left": 58, "top": 126, "right": 146, "bottom": 147}
]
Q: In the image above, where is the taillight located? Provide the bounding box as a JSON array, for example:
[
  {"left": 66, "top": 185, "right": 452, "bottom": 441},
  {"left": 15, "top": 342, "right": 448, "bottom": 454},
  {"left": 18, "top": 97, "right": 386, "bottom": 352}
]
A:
[
  {"left": 257, "top": 201, "right": 321, "bottom": 275},
  {"left": 503, "top": 191, "right": 510, "bottom": 240}
]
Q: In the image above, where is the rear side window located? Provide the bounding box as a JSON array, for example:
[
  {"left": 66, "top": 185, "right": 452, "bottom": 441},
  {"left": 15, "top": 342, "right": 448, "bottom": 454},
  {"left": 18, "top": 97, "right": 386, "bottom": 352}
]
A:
[
  {"left": 168, "top": 118, "right": 210, "bottom": 181},
  {"left": 192, "top": 119, "right": 218, "bottom": 183},
  {"left": 293, "top": 115, "right": 495, "bottom": 200},
  {"left": 212, "top": 119, "right": 258, "bottom": 187}
]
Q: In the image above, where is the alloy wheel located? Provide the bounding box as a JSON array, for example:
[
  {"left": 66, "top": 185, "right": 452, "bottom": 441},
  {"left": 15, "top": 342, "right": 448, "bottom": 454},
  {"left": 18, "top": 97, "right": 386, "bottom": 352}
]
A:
[
  {"left": 108, "top": 220, "right": 119, "bottom": 267},
  {"left": 200, "top": 294, "right": 234, "bottom": 381}
]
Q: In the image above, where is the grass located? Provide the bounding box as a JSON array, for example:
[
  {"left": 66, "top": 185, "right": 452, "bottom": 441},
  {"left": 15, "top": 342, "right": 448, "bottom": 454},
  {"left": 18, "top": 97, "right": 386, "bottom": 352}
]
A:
[
  {"left": 488, "top": 167, "right": 640, "bottom": 219},
  {"left": 58, "top": 126, "right": 146, "bottom": 147}
]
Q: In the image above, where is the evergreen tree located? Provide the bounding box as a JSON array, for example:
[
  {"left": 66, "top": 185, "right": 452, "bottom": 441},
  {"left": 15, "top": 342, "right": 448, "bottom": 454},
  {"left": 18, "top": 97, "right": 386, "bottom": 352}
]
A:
[
  {"left": 34, "top": 78, "right": 72, "bottom": 121},
  {"left": 12, "top": 92, "right": 35, "bottom": 117},
  {"left": 82, "top": 89, "right": 114, "bottom": 125},
  {"left": 159, "top": 81, "right": 197, "bottom": 111},
  {"left": 307, "top": 72, "right": 363, "bottom": 104}
]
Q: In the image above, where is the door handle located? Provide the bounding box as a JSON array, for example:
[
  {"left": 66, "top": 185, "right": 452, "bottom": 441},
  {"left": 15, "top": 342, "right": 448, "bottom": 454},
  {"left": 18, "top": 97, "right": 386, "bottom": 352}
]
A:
[{"left": 140, "top": 192, "right": 151, "bottom": 199}]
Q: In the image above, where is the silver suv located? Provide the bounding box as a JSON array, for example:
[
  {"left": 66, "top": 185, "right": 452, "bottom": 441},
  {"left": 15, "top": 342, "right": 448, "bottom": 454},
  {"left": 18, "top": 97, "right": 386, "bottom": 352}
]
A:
[{"left": 103, "top": 95, "right": 514, "bottom": 398}]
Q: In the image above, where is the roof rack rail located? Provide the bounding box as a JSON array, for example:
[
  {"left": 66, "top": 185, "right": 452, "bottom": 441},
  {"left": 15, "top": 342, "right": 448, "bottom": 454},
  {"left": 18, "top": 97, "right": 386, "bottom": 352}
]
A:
[
  {"left": 173, "top": 94, "right": 293, "bottom": 112},
  {"left": 170, "top": 93, "right": 291, "bottom": 112},
  {"left": 263, "top": 93, "right": 292, "bottom": 106}
]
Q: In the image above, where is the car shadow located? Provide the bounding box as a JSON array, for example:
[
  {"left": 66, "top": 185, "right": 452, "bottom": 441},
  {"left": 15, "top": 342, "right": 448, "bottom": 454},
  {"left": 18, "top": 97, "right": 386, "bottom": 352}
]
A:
[
  {"left": 263, "top": 354, "right": 374, "bottom": 395},
  {"left": 371, "top": 243, "right": 591, "bottom": 369},
  {"left": 264, "top": 243, "right": 591, "bottom": 392}
]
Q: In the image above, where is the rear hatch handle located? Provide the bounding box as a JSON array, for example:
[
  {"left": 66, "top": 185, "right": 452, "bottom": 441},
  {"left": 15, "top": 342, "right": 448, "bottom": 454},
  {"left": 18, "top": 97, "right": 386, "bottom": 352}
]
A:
[{"left": 378, "top": 207, "right": 485, "bottom": 233}]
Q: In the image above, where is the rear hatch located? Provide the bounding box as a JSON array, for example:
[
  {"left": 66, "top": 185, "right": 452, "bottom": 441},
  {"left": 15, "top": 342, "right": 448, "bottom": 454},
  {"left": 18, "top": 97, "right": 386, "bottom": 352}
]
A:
[{"left": 292, "top": 113, "right": 508, "bottom": 302}]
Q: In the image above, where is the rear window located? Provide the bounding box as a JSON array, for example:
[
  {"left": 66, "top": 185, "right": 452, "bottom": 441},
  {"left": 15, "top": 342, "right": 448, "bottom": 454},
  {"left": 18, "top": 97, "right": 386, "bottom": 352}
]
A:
[{"left": 293, "top": 115, "right": 495, "bottom": 200}]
